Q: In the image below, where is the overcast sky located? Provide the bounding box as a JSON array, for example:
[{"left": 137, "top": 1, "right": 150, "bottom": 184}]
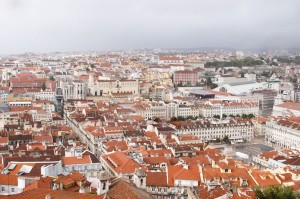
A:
[{"left": 0, "top": 0, "right": 299, "bottom": 53}]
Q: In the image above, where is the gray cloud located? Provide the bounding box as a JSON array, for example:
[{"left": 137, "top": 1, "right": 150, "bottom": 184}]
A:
[{"left": 0, "top": 0, "right": 299, "bottom": 53}]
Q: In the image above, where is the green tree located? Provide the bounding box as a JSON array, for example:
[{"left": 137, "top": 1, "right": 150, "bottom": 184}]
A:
[
  {"left": 170, "top": 117, "right": 178, "bottom": 122},
  {"left": 49, "top": 76, "right": 55, "bottom": 81},
  {"left": 177, "top": 116, "right": 185, "bottom": 121},
  {"left": 248, "top": 114, "right": 255, "bottom": 119},
  {"left": 154, "top": 117, "right": 161, "bottom": 123},
  {"left": 41, "top": 83, "right": 46, "bottom": 91},
  {"left": 254, "top": 186, "right": 299, "bottom": 199},
  {"left": 177, "top": 81, "right": 183, "bottom": 87},
  {"left": 223, "top": 135, "right": 230, "bottom": 144},
  {"left": 186, "top": 115, "right": 195, "bottom": 120},
  {"left": 206, "top": 77, "right": 213, "bottom": 85},
  {"left": 213, "top": 115, "right": 220, "bottom": 119},
  {"left": 242, "top": 114, "right": 248, "bottom": 119},
  {"left": 206, "top": 77, "right": 218, "bottom": 89}
]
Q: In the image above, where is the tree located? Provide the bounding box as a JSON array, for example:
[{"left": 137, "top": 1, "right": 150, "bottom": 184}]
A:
[
  {"left": 205, "top": 77, "right": 218, "bottom": 89},
  {"left": 254, "top": 186, "right": 299, "bottom": 199},
  {"left": 242, "top": 113, "right": 255, "bottom": 119},
  {"left": 41, "top": 83, "right": 46, "bottom": 91},
  {"left": 216, "top": 138, "right": 221, "bottom": 143},
  {"left": 242, "top": 114, "right": 248, "bottom": 119},
  {"left": 170, "top": 117, "right": 177, "bottom": 122},
  {"left": 213, "top": 115, "right": 220, "bottom": 119},
  {"left": 248, "top": 113, "right": 255, "bottom": 119},
  {"left": 223, "top": 135, "right": 230, "bottom": 144},
  {"left": 177, "top": 81, "right": 183, "bottom": 87},
  {"left": 49, "top": 76, "right": 55, "bottom": 81},
  {"left": 154, "top": 117, "right": 161, "bottom": 123},
  {"left": 206, "top": 77, "right": 213, "bottom": 85},
  {"left": 186, "top": 115, "right": 196, "bottom": 120},
  {"left": 195, "top": 82, "right": 203, "bottom": 87},
  {"left": 177, "top": 116, "right": 185, "bottom": 121},
  {"left": 210, "top": 83, "right": 218, "bottom": 89}
]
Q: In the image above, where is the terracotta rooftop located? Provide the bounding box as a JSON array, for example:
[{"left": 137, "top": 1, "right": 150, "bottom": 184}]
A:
[{"left": 2, "top": 188, "right": 104, "bottom": 199}]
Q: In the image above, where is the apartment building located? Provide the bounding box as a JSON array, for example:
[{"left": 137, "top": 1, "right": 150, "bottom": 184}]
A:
[
  {"left": 170, "top": 118, "right": 253, "bottom": 142},
  {"left": 272, "top": 101, "right": 300, "bottom": 117},
  {"left": 252, "top": 89, "right": 277, "bottom": 116},
  {"left": 173, "top": 70, "right": 199, "bottom": 86},
  {"left": 58, "top": 78, "right": 87, "bottom": 100},
  {"left": 88, "top": 74, "right": 139, "bottom": 97},
  {"left": 265, "top": 117, "right": 300, "bottom": 149},
  {"left": 134, "top": 101, "right": 200, "bottom": 120},
  {"left": 157, "top": 56, "right": 184, "bottom": 65},
  {"left": 198, "top": 100, "right": 259, "bottom": 118}
]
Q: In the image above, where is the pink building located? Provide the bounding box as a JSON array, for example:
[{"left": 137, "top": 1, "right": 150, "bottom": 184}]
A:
[{"left": 173, "top": 70, "right": 198, "bottom": 86}]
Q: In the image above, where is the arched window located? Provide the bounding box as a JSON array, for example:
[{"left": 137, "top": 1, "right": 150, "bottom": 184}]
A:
[{"left": 140, "top": 178, "right": 143, "bottom": 186}]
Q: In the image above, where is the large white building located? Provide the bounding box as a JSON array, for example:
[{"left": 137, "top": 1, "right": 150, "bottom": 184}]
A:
[
  {"left": 265, "top": 117, "right": 300, "bottom": 149},
  {"left": 272, "top": 101, "right": 300, "bottom": 117},
  {"left": 134, "top": 101, "right": 200, "bottom": 120},
  {"left": 58, "top": 78, "right": 87, "bottom": 100},
  {"left": 88, "top": 74, "right": 139, "bottom": 97},
  {"left": 34, "top": 89, "right": 56, "bottom": 101},
  {"left": 157, "top": 56, "right": 184, "bottom": 65},
  {"left": 214, "top": 82, "right": 267, "bottom": 96},
  {"left": 214, "top": 73, "right": 256, "bottom": 86},
  {"left": 170, "top": 118, "right": 254, "bottom": 142},
  {"left": 198, "top": 100, "right": 259, "bottom": 118}
]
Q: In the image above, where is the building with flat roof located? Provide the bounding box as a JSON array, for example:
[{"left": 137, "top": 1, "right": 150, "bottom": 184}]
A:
[{"left": 189, "top": 90, "right": 215, "bottom": 99}]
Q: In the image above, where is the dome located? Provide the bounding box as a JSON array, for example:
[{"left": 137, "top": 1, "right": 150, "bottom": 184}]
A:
[
  {"left": 135, "top": 168, "right": 146, "bottom": 177},
  {"left": 98, "top": 171, "right": 109, "bottom": 181}
]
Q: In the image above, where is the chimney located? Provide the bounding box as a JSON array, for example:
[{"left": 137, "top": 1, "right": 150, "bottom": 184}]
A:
[
  {"left": 45, "top": 194, "right": 51, "bottom": 199},
  {"left": 77, "top": 154, "right": 83, "bottom": 159},
  {"left": 183, "top": 164, "right": 189, "bottom": 170}
]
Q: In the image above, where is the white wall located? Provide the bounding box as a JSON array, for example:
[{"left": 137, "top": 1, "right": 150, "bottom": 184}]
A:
[{"left": 174, "top": 179, "right": 198, "bottom": 187}]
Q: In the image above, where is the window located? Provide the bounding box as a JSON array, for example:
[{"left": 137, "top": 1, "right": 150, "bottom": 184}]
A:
[
  {"left": 1, "top": 187, "right": 5, "bottom": 191},
  {"left": 140, "top": 178, "right": 144, "bottom": 186},
  {"left": 11, "top": 188, "right": 15, "bottom": 192}
]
